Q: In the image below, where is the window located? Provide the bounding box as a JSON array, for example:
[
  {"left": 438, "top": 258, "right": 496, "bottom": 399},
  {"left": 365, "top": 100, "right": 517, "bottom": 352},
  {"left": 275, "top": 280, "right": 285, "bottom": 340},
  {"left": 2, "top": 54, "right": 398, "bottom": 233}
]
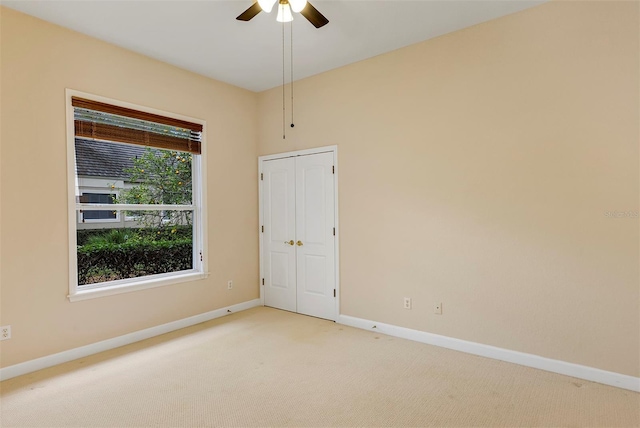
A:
[
  {"left": 67, "top": 91, "right": 207, "bottom": 301},
  {"left": 80, "top": 193, "right": 118, "bottom": 222}
]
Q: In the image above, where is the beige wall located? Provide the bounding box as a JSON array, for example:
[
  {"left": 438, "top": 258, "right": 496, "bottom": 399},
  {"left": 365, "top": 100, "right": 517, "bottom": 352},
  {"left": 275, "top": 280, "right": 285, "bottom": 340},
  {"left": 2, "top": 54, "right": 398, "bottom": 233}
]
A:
[
  {"left": 258, "top": 1, "right": 639, "bottom": 377},
  {"left": 0, "top": 7, "right": 259, "bottom": 367}
]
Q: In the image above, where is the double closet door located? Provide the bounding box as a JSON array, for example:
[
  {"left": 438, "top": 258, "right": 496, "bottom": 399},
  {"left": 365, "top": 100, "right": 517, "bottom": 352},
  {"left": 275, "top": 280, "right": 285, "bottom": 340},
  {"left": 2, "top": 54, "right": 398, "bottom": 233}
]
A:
[{"left": 262, "top": 151, "right": 336, "bottom": 321}]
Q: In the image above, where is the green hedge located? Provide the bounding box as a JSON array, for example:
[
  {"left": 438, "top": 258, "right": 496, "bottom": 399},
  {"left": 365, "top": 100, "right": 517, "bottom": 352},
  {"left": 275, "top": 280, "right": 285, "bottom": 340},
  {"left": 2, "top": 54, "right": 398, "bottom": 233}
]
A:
[
  {"left": 77, "top": 226, "right": 192, "bottom": 246},
  {"left": 77, "top": 239, "right": 192, "bottom": 285}
]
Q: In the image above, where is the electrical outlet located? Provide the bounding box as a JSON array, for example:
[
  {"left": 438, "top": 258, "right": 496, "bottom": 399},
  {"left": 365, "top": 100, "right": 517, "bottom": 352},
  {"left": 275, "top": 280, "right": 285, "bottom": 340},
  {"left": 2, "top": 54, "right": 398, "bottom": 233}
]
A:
[
  {"left": 1, "top": 325, "right": 11, "bottom": 341},
  {"left": 227, "top": 280, "right": 233, "bottom": 290},
  {"left": 403, "top": 297, "right": 411, "bottom": 310},
  {"left": 434, "top": 303, "right": 442, "bottom": 315}
]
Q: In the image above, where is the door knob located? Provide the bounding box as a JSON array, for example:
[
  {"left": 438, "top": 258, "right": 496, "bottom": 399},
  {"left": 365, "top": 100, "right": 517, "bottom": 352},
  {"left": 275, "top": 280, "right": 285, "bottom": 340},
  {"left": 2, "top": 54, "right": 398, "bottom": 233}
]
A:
[
  {"left": 296, "top": 241, "right": 303, "bottom": 246},
  {"left": 285, "top": 240, "right": 294, "bottom": 246}
]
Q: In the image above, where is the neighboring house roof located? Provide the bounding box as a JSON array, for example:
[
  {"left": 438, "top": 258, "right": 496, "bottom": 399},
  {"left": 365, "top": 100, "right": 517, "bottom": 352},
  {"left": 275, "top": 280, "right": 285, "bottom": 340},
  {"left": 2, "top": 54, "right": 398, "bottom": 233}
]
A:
[{"left": 75, "top": 138, "right": 147, "bottom": 179}]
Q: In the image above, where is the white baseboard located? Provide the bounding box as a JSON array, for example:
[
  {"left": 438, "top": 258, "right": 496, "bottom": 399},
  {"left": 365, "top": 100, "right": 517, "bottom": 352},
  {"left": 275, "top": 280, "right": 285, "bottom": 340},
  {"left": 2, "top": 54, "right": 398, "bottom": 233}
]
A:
[
  {"left": 337, "top": 314, "right": 640, "bottom": 393},
  {"left": 0, "top": 299, "right": 261, "bottom": 382}
]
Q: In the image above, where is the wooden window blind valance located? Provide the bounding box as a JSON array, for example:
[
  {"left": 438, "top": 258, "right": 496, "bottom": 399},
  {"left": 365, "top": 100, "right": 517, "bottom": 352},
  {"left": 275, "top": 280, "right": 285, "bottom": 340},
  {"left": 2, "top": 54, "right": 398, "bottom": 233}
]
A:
[{"left": 72, "top": 97, "right": 202, "bottom": 154}]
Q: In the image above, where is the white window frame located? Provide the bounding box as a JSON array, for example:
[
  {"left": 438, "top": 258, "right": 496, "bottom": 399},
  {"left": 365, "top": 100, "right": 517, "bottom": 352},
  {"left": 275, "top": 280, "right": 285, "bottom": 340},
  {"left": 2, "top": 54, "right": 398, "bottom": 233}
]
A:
[{"left": 66, "top": 89, "right": 208, "bottom": 302}]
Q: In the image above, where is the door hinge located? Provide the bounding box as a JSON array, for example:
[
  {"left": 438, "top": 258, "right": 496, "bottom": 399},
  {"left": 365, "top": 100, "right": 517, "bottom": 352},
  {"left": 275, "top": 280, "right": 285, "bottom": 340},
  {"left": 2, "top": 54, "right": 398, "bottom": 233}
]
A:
[
  {"left": 199, "top": 251, "right": 203, "bottom": 262},
  {"left": 261, "top": 225, "right": 264, "bottom": 233},
  {"left": 262, "top": 278, "right": 265, "bottom": 285},
  {"left": 333, "top": 289, "right": 336, "bottom": 297},
  {"left": 332, "top": 165, "right": 335, "bottom": 174},
  {"left": 333, "top": 227, "right": 335, "bottom": 236},
  {"left": 260, "top": 172, "right": 263, "bottom": 181}
]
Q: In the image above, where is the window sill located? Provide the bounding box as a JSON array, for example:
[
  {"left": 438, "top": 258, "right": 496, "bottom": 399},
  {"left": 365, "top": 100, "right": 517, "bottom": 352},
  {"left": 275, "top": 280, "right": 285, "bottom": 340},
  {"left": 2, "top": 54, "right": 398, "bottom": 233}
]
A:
[{"left": 68, "top": 270, "right": 208, "bottom": 302}]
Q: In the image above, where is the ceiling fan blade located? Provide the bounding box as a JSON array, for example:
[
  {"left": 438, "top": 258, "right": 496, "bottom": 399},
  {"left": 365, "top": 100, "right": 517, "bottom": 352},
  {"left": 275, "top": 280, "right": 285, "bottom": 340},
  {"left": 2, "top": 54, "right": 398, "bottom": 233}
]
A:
[
  {"left": 236, "top": 2, "right": 262, "bottom": 21},
  {"left": 300, "top": 2, "right": 329, "bottom": 28}
]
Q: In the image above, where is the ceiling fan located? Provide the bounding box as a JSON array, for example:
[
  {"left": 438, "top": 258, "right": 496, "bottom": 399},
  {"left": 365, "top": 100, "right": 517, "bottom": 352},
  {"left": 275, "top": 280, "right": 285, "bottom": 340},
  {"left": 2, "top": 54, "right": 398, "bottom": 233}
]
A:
[{"left": 236, "top": 0, "right": 329, "bottom": 28}]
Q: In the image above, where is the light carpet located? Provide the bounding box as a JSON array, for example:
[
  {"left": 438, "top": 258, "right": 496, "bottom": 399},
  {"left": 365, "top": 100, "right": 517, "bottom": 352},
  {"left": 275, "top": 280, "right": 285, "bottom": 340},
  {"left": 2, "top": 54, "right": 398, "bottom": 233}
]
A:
[{"left": 1, "top": 307, "right": 638, "bottom": 427}]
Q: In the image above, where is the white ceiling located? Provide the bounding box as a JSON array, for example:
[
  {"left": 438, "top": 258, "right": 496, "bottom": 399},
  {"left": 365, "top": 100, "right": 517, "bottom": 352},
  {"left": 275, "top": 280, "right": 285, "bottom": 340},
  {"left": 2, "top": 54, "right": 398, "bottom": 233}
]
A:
[{"left": 3, "top": 0, "right": 546, "bottom": 92}]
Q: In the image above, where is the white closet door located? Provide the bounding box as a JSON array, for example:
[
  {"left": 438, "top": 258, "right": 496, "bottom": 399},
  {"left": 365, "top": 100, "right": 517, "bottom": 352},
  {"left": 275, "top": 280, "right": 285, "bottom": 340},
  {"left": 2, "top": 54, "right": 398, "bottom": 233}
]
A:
[
  {"left": 263, "top": 157, "right": 296, "bottom": 312},
  {"left": 295, "top": 152, "right": 336, "bottom": 320}
]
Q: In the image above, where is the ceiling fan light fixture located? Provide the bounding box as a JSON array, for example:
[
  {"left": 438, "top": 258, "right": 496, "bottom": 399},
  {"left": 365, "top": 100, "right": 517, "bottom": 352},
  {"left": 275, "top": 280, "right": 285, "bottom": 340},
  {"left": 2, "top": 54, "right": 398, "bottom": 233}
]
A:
[
  {"left": 289, "top": 0, "right": 307, "bottom": 13},
  {"left": 276, "top": 3, "right": 293, "bottom": 22},
  {"left": 236, "top": 0, "right": 328, "bottom": 28},
  {"left": 258, "top": 0, "right": 277, "bottom": 13}
]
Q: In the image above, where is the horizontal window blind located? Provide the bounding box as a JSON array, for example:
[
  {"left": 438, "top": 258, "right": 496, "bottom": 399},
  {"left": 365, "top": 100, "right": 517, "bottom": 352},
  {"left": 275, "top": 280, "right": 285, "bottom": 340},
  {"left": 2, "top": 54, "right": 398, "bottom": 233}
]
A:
[{"left": 72, "top": 97, "right": 202, "bottom": 154}]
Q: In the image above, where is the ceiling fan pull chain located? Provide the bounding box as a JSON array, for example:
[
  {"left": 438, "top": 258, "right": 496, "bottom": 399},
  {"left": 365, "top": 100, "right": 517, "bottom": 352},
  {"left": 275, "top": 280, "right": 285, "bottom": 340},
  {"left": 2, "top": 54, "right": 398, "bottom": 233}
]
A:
[
  {"left": 282, "top": 19, "right": 286, "bottom": 140},
  {"left": 290, "top": 20, "right": 295, "bottom": 129}
]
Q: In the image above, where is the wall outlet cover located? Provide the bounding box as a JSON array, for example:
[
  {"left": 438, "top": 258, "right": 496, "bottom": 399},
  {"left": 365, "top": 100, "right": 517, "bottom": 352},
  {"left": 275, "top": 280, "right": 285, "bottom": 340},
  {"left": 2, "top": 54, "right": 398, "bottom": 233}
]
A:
[{"left": 0, "top": 326, "right": 11, "bottom": 341}]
